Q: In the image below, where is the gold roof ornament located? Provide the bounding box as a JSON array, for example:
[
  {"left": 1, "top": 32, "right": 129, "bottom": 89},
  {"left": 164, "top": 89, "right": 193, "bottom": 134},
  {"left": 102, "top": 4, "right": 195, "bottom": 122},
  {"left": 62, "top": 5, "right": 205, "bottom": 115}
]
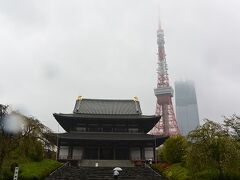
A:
[
  {"left": 77, "top": 96, "right": 83, "bottom": 100},
  {"left": 133, "top": 96, "right": 139, "bottom": 102}
]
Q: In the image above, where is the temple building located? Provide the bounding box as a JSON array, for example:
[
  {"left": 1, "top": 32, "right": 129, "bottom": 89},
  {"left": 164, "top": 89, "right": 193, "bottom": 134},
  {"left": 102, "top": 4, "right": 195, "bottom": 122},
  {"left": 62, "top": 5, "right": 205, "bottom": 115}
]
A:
[{"left": 54, "top": 97, "right": 166, "bottom": 164}]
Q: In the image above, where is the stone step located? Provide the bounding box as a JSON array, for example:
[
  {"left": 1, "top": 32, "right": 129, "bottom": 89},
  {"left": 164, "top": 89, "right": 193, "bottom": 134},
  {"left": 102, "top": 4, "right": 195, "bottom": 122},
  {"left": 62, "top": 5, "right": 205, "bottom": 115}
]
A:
[
  {"left": 80, "top": 160, "right": 134, "bottom": 167},
  {"left": 45, "top": 165, "right": 165, "bottom": 180}
]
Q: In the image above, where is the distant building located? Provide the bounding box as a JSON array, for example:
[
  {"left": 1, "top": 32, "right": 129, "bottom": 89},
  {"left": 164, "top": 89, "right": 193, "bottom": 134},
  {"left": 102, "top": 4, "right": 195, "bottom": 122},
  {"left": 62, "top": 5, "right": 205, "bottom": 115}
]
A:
[{"left": 174, "top": 81, "right": 200, "bottom": 136}]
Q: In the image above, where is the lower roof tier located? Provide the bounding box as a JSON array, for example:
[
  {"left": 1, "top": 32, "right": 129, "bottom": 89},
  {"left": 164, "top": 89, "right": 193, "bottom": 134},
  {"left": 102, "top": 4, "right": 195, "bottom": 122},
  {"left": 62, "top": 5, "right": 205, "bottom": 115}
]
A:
[
  {"left": 57, "top": 132, "right": 167, "bottom": 147},
  {"left": 54, "top": 113, "right": 160, "bottom": 133}
]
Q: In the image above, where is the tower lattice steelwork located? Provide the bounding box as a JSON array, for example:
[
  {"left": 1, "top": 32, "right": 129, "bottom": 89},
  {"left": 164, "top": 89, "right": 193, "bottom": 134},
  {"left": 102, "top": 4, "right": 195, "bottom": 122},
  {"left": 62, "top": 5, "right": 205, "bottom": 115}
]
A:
[{"left": 150, "top": 22, "right": 180, "bottom": 136}]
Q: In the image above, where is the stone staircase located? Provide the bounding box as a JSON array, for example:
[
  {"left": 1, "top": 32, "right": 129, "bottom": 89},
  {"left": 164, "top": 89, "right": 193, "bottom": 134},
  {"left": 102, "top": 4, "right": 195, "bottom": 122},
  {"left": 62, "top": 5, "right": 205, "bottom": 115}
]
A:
[
  {"left": 80, "top": 160, "right": 134, "bottom": 167},
  {"left": 45, "top": 165, "right": 165, "bottom": 180}
]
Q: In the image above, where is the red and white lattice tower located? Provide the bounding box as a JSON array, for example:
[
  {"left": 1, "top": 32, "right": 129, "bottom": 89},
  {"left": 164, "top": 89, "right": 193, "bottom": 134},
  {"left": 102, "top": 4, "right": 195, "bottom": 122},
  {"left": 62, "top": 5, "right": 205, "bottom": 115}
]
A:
[{"left": 150, "top": 22, "right": 180, "bottom": 136}]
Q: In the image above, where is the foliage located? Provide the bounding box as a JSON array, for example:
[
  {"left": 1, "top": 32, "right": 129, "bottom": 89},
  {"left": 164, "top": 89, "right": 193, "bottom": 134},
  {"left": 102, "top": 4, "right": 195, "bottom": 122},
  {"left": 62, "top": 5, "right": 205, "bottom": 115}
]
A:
[
  {"left": 1, "top": 159, "right": 62, "bottom": 180},
  {"left": 191, "top": 168, "right": 220, "bottom": 180},
  {"left": 152, "top": 117, "right": 240, "bottom": 180},
  {"left": 156, "top": 146, "right": 164, "bottom": 162},
  {"left": 163, "top": 163, "right": 190, "bottom": 180},
  {"left": 152, "top": 163, "right": 190, "bottom": 180},
  {"left": 186, "top": 119, "right": 240, "bottom": 178},
  {"left": 151, "top": 162, "right": 171, "bottom": 174},
  {"left": 0, "top": 104, "right": 18, "bottom": 174},
  {"left": 223, "top": 114, "right": 240, "bottom": 140},
  {"left": 19, "top": 159, "right": 62, "bottom": 180},
  {"left": 161, "top": 135, "right": 188, "bottom": 164},
  {"left": 0, "top": 104, "right": 56, "bottom": 177},
  {"left": 15, "top": 111, "right": 56, "bottom": 152},
  {"left": 190, "top": 168, "right": 240, "bottom": 180},
  {"left": 28, "top": 140, "right": 44, "bottom": 161}
]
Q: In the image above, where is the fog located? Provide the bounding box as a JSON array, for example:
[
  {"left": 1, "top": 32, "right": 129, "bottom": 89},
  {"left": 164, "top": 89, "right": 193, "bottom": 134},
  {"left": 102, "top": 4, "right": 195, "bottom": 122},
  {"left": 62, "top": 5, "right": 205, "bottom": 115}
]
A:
[{"left": 0, "top": 0, "right": 239, "bottom": 132}]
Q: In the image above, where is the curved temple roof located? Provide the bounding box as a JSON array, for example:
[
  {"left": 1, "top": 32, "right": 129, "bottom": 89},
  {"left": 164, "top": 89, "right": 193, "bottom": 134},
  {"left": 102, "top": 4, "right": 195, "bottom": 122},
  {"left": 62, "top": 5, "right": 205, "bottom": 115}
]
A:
[
  {"left": 73, "top": 98, "right": 142, "bottom": 115},
  {"left": 53, "top": 97, "right": 161, "bottom": 133},
  {"left": 57, "top": 132, "right": 167, "bottom": 147},
  {"left": 53, "top": 113, "right": 160, "bottom": 133}
]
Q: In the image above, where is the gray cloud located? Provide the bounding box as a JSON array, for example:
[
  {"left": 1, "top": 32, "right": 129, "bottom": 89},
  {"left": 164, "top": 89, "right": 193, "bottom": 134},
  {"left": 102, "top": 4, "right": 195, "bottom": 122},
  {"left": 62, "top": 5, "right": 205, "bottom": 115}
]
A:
[{"left": 0, "top": 0, "right": 239, "bottom": 132}]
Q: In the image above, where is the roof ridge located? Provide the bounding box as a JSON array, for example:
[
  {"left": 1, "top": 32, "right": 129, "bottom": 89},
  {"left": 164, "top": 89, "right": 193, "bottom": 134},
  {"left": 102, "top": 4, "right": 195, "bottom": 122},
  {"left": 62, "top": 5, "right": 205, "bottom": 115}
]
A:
[
  {"left": 81, "top": 98, "right": 136, "bottom": 101},
  {"left": 73, "top": 98, "right": 142, "bottom": 115},
  {"left": 76, "top": 113, "right": 141, "bottom": 115}
]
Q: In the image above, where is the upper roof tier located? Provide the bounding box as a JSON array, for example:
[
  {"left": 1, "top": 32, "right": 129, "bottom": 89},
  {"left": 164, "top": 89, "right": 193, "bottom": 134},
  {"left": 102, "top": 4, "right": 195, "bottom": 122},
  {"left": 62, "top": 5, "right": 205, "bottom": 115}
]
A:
[
  {"left": 73, "top": 97, "right": 142, "bottom": 115},
  {"left": 54, "top": 97, "right": 160, "bottom": 133}
]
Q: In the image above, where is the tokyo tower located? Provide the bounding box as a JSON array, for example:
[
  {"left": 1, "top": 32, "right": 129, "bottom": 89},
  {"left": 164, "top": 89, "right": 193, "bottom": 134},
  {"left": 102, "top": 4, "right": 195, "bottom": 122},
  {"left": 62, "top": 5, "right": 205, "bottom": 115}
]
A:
[{"left": 150, "top": 22, "right": 180, "bottom": 136}]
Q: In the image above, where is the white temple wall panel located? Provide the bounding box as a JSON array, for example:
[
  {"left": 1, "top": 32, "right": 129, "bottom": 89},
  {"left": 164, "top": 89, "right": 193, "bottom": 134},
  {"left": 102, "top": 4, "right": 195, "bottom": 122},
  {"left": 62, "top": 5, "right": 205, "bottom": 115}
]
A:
[
  {"left": 130, "top": 147, "right": 141, "bottom": 160},
  {"left": 59, "top": 146, "right": 69, "bottom": 159},
  {"left": 72, "top": 147, "right": 83, "bottom": 160},
  {"left": 144, "top": 147, "right": 154, "bottom": 160}
]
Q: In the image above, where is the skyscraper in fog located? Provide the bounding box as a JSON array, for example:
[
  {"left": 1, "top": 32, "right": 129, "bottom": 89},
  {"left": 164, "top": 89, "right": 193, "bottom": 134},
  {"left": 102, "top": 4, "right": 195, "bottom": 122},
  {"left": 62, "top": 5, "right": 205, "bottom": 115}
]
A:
[{"left": 175, "top": 81, "right": 200, "bottom": 135}]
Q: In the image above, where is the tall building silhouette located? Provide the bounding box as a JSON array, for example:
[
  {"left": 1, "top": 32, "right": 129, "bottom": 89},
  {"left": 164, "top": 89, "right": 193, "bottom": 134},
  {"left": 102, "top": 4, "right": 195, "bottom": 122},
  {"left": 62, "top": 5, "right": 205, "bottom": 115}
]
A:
[{"left": 174, "top": 81, "right": 200, "bottom": 135}]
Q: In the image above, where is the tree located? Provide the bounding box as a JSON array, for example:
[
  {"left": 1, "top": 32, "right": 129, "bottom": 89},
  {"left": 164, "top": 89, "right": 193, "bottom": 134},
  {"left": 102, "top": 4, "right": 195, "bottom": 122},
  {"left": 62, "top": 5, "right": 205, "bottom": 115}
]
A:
[
  {"left": 0, "top": 104, "right": 19, "bottom": 174},
  {"left": 223, "top": 114, "right": 240, "bottom": 140},
  {"left": 186, "top": 119, "right": 240, "bottom": 179},
  {"left": 0, "top": 105, "right": 56, "bottom": 174},
  {"left": 16, "top": 113, "right": 56, "bottom": 161},
  {"left": 161, "top": 135, "right": 188, "bottom": 164}
]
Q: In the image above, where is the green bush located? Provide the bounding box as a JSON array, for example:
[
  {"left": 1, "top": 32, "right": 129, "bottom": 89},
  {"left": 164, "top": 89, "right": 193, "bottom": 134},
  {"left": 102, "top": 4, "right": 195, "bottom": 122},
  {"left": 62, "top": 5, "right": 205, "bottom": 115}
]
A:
[
  {"left": 0, "top": 168, "right": 13, "bottom": 180},
  {"left": 191, "top": 168, "right": 219, "bottom": 180},
  {"left": 151, "top": 163, "right": 190, "bottom": 180},
  {"left": 156, "top": 146, "right": 165, "bottom": 162},
  {"left": 28, "top": 141, "right": 44, "bottom": 161},
  {"left": 151, "top": 163, "right": 170, "bottom": 174},
  {"left": 190, "top": 168, "right": 240, "bottom": 180},
  {"left": 19, "top": 159, "right": 62, "bottom": 180},
  {"left": 162, "top": 136, "right": 188, "bottom": 164},
  {"left": 164, "top": 163, "right": 190, "bottom": 180},
  {"left": 222, "top": 170, "right": 240, "bottom": 180}
]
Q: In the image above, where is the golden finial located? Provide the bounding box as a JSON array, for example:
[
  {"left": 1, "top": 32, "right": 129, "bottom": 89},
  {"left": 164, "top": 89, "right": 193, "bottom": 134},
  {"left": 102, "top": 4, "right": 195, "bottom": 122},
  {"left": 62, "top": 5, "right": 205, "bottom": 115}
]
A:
[
  {"left": 77, "top": 96, "right": 83, "bottom": 100},
  {"left": 133, "top": 96, "right": 139, "bottom": 101}
]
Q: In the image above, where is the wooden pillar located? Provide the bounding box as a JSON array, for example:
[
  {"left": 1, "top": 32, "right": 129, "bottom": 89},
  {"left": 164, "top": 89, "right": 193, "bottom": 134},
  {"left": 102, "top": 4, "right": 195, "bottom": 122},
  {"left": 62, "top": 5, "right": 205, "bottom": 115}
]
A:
[
  {"left": 113, "top": 146, "right": 116, "bottom": 160},
  {"left": 152, "top": 147, "right": 155, "bottom": 162},
  {"left": 57, "top": 139, "right": 60, "bottom": 160},
  {"left": 153, "top": 139, "right": 156, "bottom": 163},
  {"left": 98, "top": 147, "right": 100, "bottom": 160},
  {"left": 68, "top": 146, "right": 72, "bottom": 160},
  {"left": 142, "top": 146, "right": 145, "bottom": 160},
  {"left": 82, "top": 147, "right": 85, "bottom": 160},
  {"left": 128, "top": 147, "right": 130, "bottom": 160},
  {"left": 140, "top": 146, "right": 143, "bottom": 160}
]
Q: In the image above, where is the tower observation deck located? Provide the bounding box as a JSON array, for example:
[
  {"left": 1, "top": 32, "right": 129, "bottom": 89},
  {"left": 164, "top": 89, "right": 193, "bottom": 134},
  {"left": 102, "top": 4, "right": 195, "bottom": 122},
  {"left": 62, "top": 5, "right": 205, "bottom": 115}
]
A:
[{"left": 150, "top": 22, "right": 180, "bottom": 136}]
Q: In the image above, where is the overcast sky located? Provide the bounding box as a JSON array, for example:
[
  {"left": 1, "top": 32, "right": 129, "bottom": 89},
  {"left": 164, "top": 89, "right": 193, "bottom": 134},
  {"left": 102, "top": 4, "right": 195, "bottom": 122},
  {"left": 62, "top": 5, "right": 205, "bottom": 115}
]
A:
[{"left": 0, "top": 0, "right": 239, "bottom": 132}]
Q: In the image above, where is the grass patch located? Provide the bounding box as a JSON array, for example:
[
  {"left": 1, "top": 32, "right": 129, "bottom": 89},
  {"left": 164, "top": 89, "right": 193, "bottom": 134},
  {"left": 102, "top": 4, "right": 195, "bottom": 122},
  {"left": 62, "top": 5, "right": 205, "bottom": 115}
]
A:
[
  {"left": 164, "top": 163, "right": 190, "bottom": 180},
  {"left": 18, "top": 159, "right": 62, "bottom": 180},
  {"left": 191, "top": 168, "right": 240, "bottom": 180},
  {"left": 152, "top": 163, "right": 190, "bottom": 180},
  {"left": 151, "top": 162, "right": 171, "bottom": 174}
]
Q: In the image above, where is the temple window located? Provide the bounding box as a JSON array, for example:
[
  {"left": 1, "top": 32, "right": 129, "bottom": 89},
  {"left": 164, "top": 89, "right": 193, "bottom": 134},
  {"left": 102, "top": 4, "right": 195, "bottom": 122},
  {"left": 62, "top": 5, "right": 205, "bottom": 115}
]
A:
[
  {"left": 114, "top": 127, "right": 128, "bottom": 132},
  {"left": 76, "top": 127, "right": 86, "bottom": 132},
  {"left": 128, "top": 128, "right": 139, "bottom": 133},
  {"left": 88, "top": 124, "right": 100, "bottom": 132},
  {"left": 102, "top": 126, "right": 112, "bottom": 132}
]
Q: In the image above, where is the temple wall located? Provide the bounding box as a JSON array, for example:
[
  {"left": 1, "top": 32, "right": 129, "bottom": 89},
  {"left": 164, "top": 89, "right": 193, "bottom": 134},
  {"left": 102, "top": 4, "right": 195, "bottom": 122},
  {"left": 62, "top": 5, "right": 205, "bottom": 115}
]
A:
[
  {"left": 130, "top": 147, "right": 141, "bottom": 160},
  {"left": 58, "top": 145, "right": 156, "bottom": 161},
  {"left": 72, "top": 147, "right": 83, "bottom": 160},
  {"left": 144, "top": 147, "right": 154, "bottom": 160},
  {"left": 59, "top": 146, "right": 69, "bottom": 159}
]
